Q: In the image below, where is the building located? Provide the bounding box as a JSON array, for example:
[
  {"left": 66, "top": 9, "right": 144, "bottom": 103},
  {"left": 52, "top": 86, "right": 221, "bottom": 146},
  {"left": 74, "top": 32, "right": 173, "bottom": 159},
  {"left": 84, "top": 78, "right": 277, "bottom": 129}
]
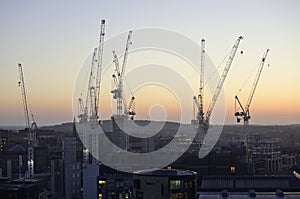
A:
[
  {"left": 83, "top": 164, "right": 133, "bottom": 199},
  {"left": 133, "top": 168, "right": 197, "bottom": 199},
  {"left": 62, "top": 136, "right": 82, "bottom": 199},
  {"left": 50, "top": 159, "right": 64, "bottom": 199},
  {"left": 198, "top": 175, "right": 300, "bottom": 198},
  {"left": 0, "top": 178, "right": 48, "bottom": 199},
  {"left": 83, "top": 164, "right": 99, "bottom": 199}
]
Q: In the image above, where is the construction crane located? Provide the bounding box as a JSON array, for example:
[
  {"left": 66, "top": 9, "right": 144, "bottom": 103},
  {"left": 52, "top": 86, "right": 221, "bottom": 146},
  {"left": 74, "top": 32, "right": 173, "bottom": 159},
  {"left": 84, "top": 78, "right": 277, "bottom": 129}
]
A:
[
  {"left": 193, "top": 39, "right": 205, "bottom": 125},
  {"left": 111, "top": 50, "right": 136, "bottom": 120},
  {"left": 18, "top": 63, "right": 35, "bottom": 179},
  {"left": 234, "top": 49, "right": 270, "bottom": 124},
  {"left": 111, "top": 30, "right": 133, "bottom": 117},
  {"left": 94, "top": 19, "right": 106, "bottom": 121},
  {"left": 193, "top": 36, "right": 243, "bottom": 132},
  {"left": 234, "top": 49, "right": 269, "bottom": 171},
  {"left": 78, "top": 48, "right": 98, "bottom": 123},
  {"left": 78, "top": 19, "right": 105, "bottom": 124},
  {"left": 77, "top": 19, "right": 105, "bottom": 164},
  {"left": 204, "top": 36, "right": 243, "bottom": 129}
]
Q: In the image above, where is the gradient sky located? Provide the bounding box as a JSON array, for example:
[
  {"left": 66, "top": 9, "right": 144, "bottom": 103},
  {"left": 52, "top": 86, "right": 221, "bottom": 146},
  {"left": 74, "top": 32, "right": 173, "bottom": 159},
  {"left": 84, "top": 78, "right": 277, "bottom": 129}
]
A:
[{"left": 0, "top": 0, "right": 299, "bottom": 126}]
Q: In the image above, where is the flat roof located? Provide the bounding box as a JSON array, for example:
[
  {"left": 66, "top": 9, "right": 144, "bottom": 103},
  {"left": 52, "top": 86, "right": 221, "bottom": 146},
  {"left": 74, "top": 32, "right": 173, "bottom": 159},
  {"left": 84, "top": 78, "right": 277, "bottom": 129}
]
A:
[{"left": 134, "top": 169, "right": 197, "bottom": 177}]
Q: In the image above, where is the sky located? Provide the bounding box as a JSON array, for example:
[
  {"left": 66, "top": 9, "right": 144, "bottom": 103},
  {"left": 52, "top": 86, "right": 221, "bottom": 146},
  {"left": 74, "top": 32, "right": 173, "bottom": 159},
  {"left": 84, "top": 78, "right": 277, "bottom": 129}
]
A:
[{"left": 0, "top": 0, "right": 299, "bottom": 126}]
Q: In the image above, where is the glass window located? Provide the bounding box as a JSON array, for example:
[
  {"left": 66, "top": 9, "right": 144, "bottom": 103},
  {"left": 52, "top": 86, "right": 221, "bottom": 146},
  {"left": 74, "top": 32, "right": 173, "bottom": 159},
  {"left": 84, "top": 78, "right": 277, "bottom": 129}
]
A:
[
  {"left": 170, "top": 180, "right": 183, "bottom": 190},
  {"left": 98, "top": 179, "right": 106, "bottom": 188}
]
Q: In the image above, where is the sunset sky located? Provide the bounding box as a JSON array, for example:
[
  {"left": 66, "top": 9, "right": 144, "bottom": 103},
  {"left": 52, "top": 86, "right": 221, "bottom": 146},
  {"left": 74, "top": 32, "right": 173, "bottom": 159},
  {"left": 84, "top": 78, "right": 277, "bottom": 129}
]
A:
[{"left": 0, "top": 0, "right": 299, "bottom": 126}]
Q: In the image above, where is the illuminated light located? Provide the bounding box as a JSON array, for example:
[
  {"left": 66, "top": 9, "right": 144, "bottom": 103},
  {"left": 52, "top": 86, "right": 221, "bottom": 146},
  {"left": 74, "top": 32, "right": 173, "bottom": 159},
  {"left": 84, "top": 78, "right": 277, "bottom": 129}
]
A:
[
  {"left": 293, "top": 171, "right": 300, "bottom": 180},
  {"left": 167, "top": 166, "right": 172, "bottom": 170},
  {"left": 230, "top": 166, "right": 236, "bottom": 174},
  {"left": 125, "top": 193, "right": 129, "bottom": 199},
  {"left": 98, "top": 180, "right": 106, "bottom": 188},
  {"left": 98, "top": 193, "right": 102, "bottom": 199}
]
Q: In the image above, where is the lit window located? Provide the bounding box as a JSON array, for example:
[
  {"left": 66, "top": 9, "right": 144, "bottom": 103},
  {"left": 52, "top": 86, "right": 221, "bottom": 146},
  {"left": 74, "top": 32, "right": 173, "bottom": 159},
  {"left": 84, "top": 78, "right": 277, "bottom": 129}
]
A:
[
  {"left": 170, "top": 180, "right": 183, "bottom": 190},
  {"left": 98, "top": 179, "right": 106, "bottom": 188},
  {"left": 230, "top": 166, "right": 236, "bottom": 174}
]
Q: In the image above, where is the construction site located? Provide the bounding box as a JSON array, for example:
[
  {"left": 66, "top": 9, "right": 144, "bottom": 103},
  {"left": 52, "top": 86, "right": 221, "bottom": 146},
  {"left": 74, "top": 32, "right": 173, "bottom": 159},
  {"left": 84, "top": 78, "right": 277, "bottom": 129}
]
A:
[{"left": 0, "top": 19, "right": 300, "bottom": 199}]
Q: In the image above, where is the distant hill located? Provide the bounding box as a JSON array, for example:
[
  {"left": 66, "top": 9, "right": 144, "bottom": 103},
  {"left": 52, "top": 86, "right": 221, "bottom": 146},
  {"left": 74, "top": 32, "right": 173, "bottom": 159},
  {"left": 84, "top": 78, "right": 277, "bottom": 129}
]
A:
[
  {"left": 0, "top": 126, "right": 25, "bottom": 131},
  {"left": 39, "top": 122, "right": 74, "bottom": 133}
]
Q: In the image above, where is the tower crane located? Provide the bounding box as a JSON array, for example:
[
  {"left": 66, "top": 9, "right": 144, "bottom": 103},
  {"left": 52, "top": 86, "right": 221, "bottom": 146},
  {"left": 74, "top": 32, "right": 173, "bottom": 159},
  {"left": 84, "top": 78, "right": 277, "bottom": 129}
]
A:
[
  {"left": 78, "top": 48, "right": 97, "bottom": 123},
  {"left": 78, "top": 19, "right": 105, "bottom": 124},
  {"left": 77, "top": 19, "right": 105, "bottom": 164},
  {"left": 18, "top": 63, "right": 35, "bottom": 179},
  {"left": 193, "top": 36, "right": 243, "bottom": 133},
  {"left": 204, "top": 36, "right": 243, "bottom": 129},
  {"left": 234, "top": 49, "right": 270, "bottom": 124},
  {"left": 111, "top": 31, "right": 133, "bottom": 118},
  {"left": 234, "top": 49, "right": 269, "bottom": 171},
  {"left": 94, "top": 19, "right": 106, "bottom": 121}
]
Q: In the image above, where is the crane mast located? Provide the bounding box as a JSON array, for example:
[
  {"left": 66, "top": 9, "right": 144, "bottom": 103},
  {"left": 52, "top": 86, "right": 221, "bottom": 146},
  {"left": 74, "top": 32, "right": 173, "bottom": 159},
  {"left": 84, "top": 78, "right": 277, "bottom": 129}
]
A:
[
  {"left": 88, "top": 48, "right": 99, "bottom": 123},
  {"left": 18, "top": 63, "right": 34, "bottom": 179},
  {"left": 204, "top": 36, "right": 243, "bottom": 128},
  {"left": 234, "top": 49, "right": 270, "bottom": 123},
  {"left": 199, "top": 39, "right": 205, "bottom": 123},
  {"left": 193, "top": 39, "right": 205, "bottom": 125}
]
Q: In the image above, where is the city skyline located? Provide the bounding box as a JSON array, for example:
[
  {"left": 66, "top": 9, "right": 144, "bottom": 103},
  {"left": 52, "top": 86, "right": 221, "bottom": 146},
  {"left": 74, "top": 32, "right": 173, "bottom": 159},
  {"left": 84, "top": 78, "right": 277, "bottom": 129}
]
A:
[{"left": 0, "top": 1, "right": 299, "bottom": 126}]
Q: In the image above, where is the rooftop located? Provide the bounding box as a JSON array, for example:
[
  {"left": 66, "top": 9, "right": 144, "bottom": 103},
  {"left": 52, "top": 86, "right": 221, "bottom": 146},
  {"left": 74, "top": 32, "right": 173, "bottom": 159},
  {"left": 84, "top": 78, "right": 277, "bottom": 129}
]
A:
[{"left": 134, "top": 168, "right": 197, "bottom": 177}]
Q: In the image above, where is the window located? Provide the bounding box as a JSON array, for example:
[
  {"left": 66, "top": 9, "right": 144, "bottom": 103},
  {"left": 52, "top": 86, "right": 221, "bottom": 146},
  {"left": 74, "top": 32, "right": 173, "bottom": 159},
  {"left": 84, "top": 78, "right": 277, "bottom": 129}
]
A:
[
  {"left": 170, "top": 180, "right": 183, "bottom": 190},
  {"left": 98, "top": 179, "right": 106, "bottom": 188},
  {"left": 116, "top": 179, "right": 124, "bottom": 188}
]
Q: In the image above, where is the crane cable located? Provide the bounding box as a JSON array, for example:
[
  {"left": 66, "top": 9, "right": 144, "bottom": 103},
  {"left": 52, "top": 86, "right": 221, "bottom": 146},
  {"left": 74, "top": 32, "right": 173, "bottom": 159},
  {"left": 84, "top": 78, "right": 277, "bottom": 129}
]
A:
[
  {"left": 203, "top": 49, "right": 231, "bottom": 89},
  {"left": 235, "top": 62, "right": 259, "bottom": 96}
]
